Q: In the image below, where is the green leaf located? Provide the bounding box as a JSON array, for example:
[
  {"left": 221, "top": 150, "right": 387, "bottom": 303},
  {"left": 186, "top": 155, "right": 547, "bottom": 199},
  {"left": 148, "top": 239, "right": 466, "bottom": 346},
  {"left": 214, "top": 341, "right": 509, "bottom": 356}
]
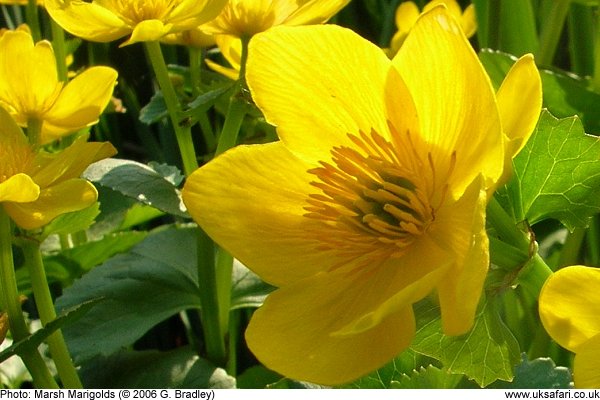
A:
[
  {"left": 391, "top": 365, "right": 464, "bottom": 389},
  {"left": 411, "top": 297, "right": 520, "bottom": 387},
  {"left": 341, "top": 349, "right": 425, "bottom": 389},
  {"left": 500, "top": 111, "right": 600, "bottom": 230},
  {"left": 84, "top": 159, "right": 188, "bottom": 218},
  {"left": 0, "top": 299, "right": 100, "bottom": 363},
  {"left": 490, "top": 354, "right": 572, "bottom": 389},
  {"left": 231, "top": 259, "right": 274, "bottom": 310},
  {"left": 139, "top": 91, "right": 168, "bottom": 125},
  {"left": 236, "top": 366, "right": 281, "bottom": 389},
  {"left": 79, "top": 347, "right": 235, "bottom": 388},
  {"left": 266, "top": 379, "right": 325, "bottom": 389},
  {"left": 40, "top": 203, "right": 100, "bottom": 239},
  {"left": 56, "top": 226, "right": 271, "bottom": 363},
  {"left": 148, "top": 162, "right": 184, "bottom": 186},
  {"left": 183, "top": 83, "right": 234, "bottom": 125},
  {"left": 17, "top": 231, "right": 147, "bottom": 292},
  {"left": 479, "top": 50, "right": 600, "bottom": 134}
]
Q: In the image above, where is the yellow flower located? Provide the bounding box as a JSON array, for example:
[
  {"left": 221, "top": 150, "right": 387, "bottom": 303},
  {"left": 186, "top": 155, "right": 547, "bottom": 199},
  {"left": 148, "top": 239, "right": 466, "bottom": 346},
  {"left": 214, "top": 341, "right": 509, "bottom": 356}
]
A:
[
  {"left": 388, "top": 0, "right": 476, "bottom": 56},
  {"left": 539, "top": 266, "right": 600, "bottom": 388},
  {"left": 0, "top": 29, "right": 118, "bottom": 145},
  {"left": 45, "top": 0, "right": 227, "bottom": 46},
  {"left": 203, "top": 0, "right": 350, "bottom": 38},
  {"left": 183, "top": 6, "right": 541, "bottom": 384},
  {"left": 161, "top": 27, "right": 216, "bottom": 48},
  {"left": 205, "top": 35, "right": 241, "bottom": 80},
  {"left": 0, "top": 0, "right": 43, "bottom": 5},
  {"left": 0, "top": 107, "right": 116, "bottom": 230}
]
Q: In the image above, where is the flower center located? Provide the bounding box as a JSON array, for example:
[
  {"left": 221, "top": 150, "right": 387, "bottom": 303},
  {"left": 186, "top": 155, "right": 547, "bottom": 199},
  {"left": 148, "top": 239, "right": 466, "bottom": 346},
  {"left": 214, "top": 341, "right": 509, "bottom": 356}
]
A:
[
  {"left": 106, "top": 0, "right": 182, "bottom": 23},
  {"left": 304, "top": 129, "right": 437, "bottom": 262}
]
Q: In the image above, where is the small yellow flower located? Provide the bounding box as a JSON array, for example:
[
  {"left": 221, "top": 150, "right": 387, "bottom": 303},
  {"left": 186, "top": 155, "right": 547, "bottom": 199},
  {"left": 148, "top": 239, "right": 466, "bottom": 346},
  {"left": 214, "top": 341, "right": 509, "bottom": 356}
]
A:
[
  {"left": 203, "top": 0, "right": 350, "bottom": 38},
  {"left": 539, "top": 266, "right": 600, "bottom": 388},
  {"left": 0, "top": 0, "right": 43, "bottom": 5},
  {"left": 161, "top": 27, "right": 216, "bottom": 48},
  {"left": 0, "top": 30, "right": 118, "bottom": 144},
  {"left": 205, "top": 35, "right": 241, "bottom": 80},
  {"left": 45, "top": 0, "right": 227, "bottom": 46},
  {"left": 0, "top": 107, "right": 116, "bottom": 230},
  {"left": 388, "top": 0, "right": 476, "bottom": 56},
  {"left": 183, "top": 6, "right": 541, "bottom": 384}
]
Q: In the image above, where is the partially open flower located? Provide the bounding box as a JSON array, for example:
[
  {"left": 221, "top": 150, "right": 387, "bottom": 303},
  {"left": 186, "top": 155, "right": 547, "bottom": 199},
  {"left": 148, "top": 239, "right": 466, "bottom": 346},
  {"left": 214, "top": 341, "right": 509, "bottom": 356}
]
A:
[
  {"left": 45, "top": 0, "right": 227, "bottom": 46},
  {"left": 183, "top": 6, "right": 541, "bottom": 385},
  {"left": 539, "top": 265, "right": 600, "bottom": 388},
  {"left": 0, "top": 29, "right": 117, "bottom": 144},
  {"left": 388, "top": 0, "right": 476, "bottom": 56},
  {"left": 0, "top": 107, "right": 115, "bottom": 230}
]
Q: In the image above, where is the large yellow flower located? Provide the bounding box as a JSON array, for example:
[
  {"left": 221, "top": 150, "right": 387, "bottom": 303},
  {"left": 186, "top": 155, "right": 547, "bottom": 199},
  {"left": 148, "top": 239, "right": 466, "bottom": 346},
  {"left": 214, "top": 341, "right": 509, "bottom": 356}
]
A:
[
  {"left": 0, "top": 30, "right": 117, "bottom": 145},
  {"left": 0, "top": 107, "right": 116, "bottom": 230},
  {"left": 388, "top": 0, "right": 476, "bottom": 56},
  {"left": 45, "top": 0, "right": 227, "bottom": 46},
  {"left": 203, "top": 0, "right": 350, "bottom": 38},
  {"left": 539, "top": 266, "right": 600, "bottom": 388},
  {"left": 183, "top": 7, "right": 541, "bottom": 384}
]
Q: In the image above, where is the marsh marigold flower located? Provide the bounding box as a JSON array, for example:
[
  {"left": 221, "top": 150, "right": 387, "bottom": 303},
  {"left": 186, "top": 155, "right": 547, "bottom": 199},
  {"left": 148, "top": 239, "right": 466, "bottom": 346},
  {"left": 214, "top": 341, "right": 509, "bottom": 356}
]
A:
[
  {"left": 0, "top": 29, "right": 117, "bottom": 144},
  {"left": 203, "top": 0, "right": 350, "bottom": 38},
  {"left": 388, "top": 0, "right": 476, "bottom": 56},
  {"left": 539, "top": 266, "right": 600, "bottom": 388},
  {"left": 45, "top": 0, "right": 227, "bottom": 46},
  {"left": 0, "top": 107, "right": 115, "bottom": 230},
  {"left": 183, "top": 7, "right": 541, "bottom": 384}
]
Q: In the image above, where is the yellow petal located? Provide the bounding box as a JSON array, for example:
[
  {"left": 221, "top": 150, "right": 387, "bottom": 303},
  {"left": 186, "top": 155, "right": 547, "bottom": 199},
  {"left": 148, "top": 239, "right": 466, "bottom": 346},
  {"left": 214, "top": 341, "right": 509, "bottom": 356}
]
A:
[
  {"left": 0, "top": 31, "right": 60, "bottom": 118},
  {"left": 122, "top": 20, "right": 172, "bottom": 46},
  {"left": 283, "top": 0, "right": 349, "bottom": 26},
  {"left": 393, "top": 6, "right": 504, "bottom": 197},
  {"left": 539, "top": 265, "right": 600, "bottom": 352},
  {"left": 246, "top": 276, "right": 416, "bottom": 385},
  {"left": 574, "top": 333, "right": 600, "bottom": 389},
  {"left": 31, "top": 138, "right": 117, "bottom": 188},
  {"left": 3, "top": 179, "right": 97, "bottom": 229},
  {"left": 205, "top": 59, "right": 239, "bottom": 80},
  {"left": 0, "top": 174, "right": 39, "bottom": 203},
  {"left": 496, "top": 54, "right": 542, "bottom": 182},
  {"left": 42, "top": 66, "right": 117, "bottom": 143},
  {"left": 461, "top": 4, "right": 477, "bottom": 38},
  {"left": 168, "top": 0, "right": 228, "bottom": 26},
  {"left": 333, "top": 235, "right": 453, "bottom": 336},
  {"left": 205, "top": 35, "right": 241, "bottom": 80},
  {"left": 247, "top": 25, "right": 416, "bottom": 163},
  {"left": 393, "top": 1, "right": 419, "bottom": 47},
  {"left": 45, "top": 0, "right": 130, "bottom": 43},
  {"left": 433, "top": 175, "right": 489, "bottom": 335},
  {"left": 183, "top": 142, "right": 331, "bottom": 287}
]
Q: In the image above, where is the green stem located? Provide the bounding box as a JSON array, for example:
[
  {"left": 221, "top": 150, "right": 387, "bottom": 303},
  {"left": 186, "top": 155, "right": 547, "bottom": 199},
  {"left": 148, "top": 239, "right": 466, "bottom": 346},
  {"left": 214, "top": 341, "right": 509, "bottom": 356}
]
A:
[
  {"left": 25, "top": 0, "right": 41, "bottom": 42},
  {"left": 188, "top": 47, "right": 216, "bottom": 152},
  {"left": 0, "top": 209, "right": 58, "bottom": 388},
  {"left": 50, "top": 20, "right": 68, "bottom": 82},
  {"left": 593, "top": 10, "right": 600, "bottom": 91},
  {"left": 196, "top": 229, "right": 226, "bottom": 366},
  {"left": 215, "top": 95, "right": 246, "bottom": 156},
  {"left": 26, "top": 118, "right": 43, "bottom": 148},
  {"left": 516, "top": 253, "right": 553, "bottom": 300},
  {"left": 487, "top": 197, "right": 530, "bottom": 251},
  {"left": 144, "top": 41, "right": 198, "bottom": 176},
  {"left": 537, "top": 0, "right": 572, "bottom": 66},
  {"left": 227, "top": 309, "right": 240, "bottom": 377},
  {"left": 567, "top": 2, "right": 595, "bottom": 77},
  {"left": 215, "top": 248, "right": 232, "bottom": 335},
  {"left": 19, "top": 238, "right": 82, "bottom": 388}
]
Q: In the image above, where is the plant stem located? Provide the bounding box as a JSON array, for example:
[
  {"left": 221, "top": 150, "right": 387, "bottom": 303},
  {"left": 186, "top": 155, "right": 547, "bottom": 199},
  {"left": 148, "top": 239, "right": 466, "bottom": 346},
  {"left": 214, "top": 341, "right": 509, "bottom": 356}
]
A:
[
  {"left": 516, "top": 253, "right": 553, "bottom": 300},
  {"left": 586, "top": 215, "right": 600, "bottom": 266},
  {"left": 0, "top": 209, "right": 58, "bottom": 388},
  {"left": 196, "top": 229, "right": 226, "bottom": 366},
  {"left": 144, "top": 41, "right": 198, "bottom": 176},
  {"left": 593, "top": 10, "right": 600, "bottom": 91},
  {"left": 19, "top": 237, "right": 82, "bottom": 388},
  {"left": 487, "top": 197, "right": 529, "bottom": 251},
  {"left": 188, "top": 47, "right": 216, "bottom": 152},
  {"left": 537, "top": 0, "right": 572, "bottom": 66},
  {"left": 25, "top": 0, "right": 41, "bottom": 42},
  {"left": 26, "top": 118, "right": 43, "bottom": 148},
  {"left": 50, "top": 20, "right": 68, "bottom": 82}
]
